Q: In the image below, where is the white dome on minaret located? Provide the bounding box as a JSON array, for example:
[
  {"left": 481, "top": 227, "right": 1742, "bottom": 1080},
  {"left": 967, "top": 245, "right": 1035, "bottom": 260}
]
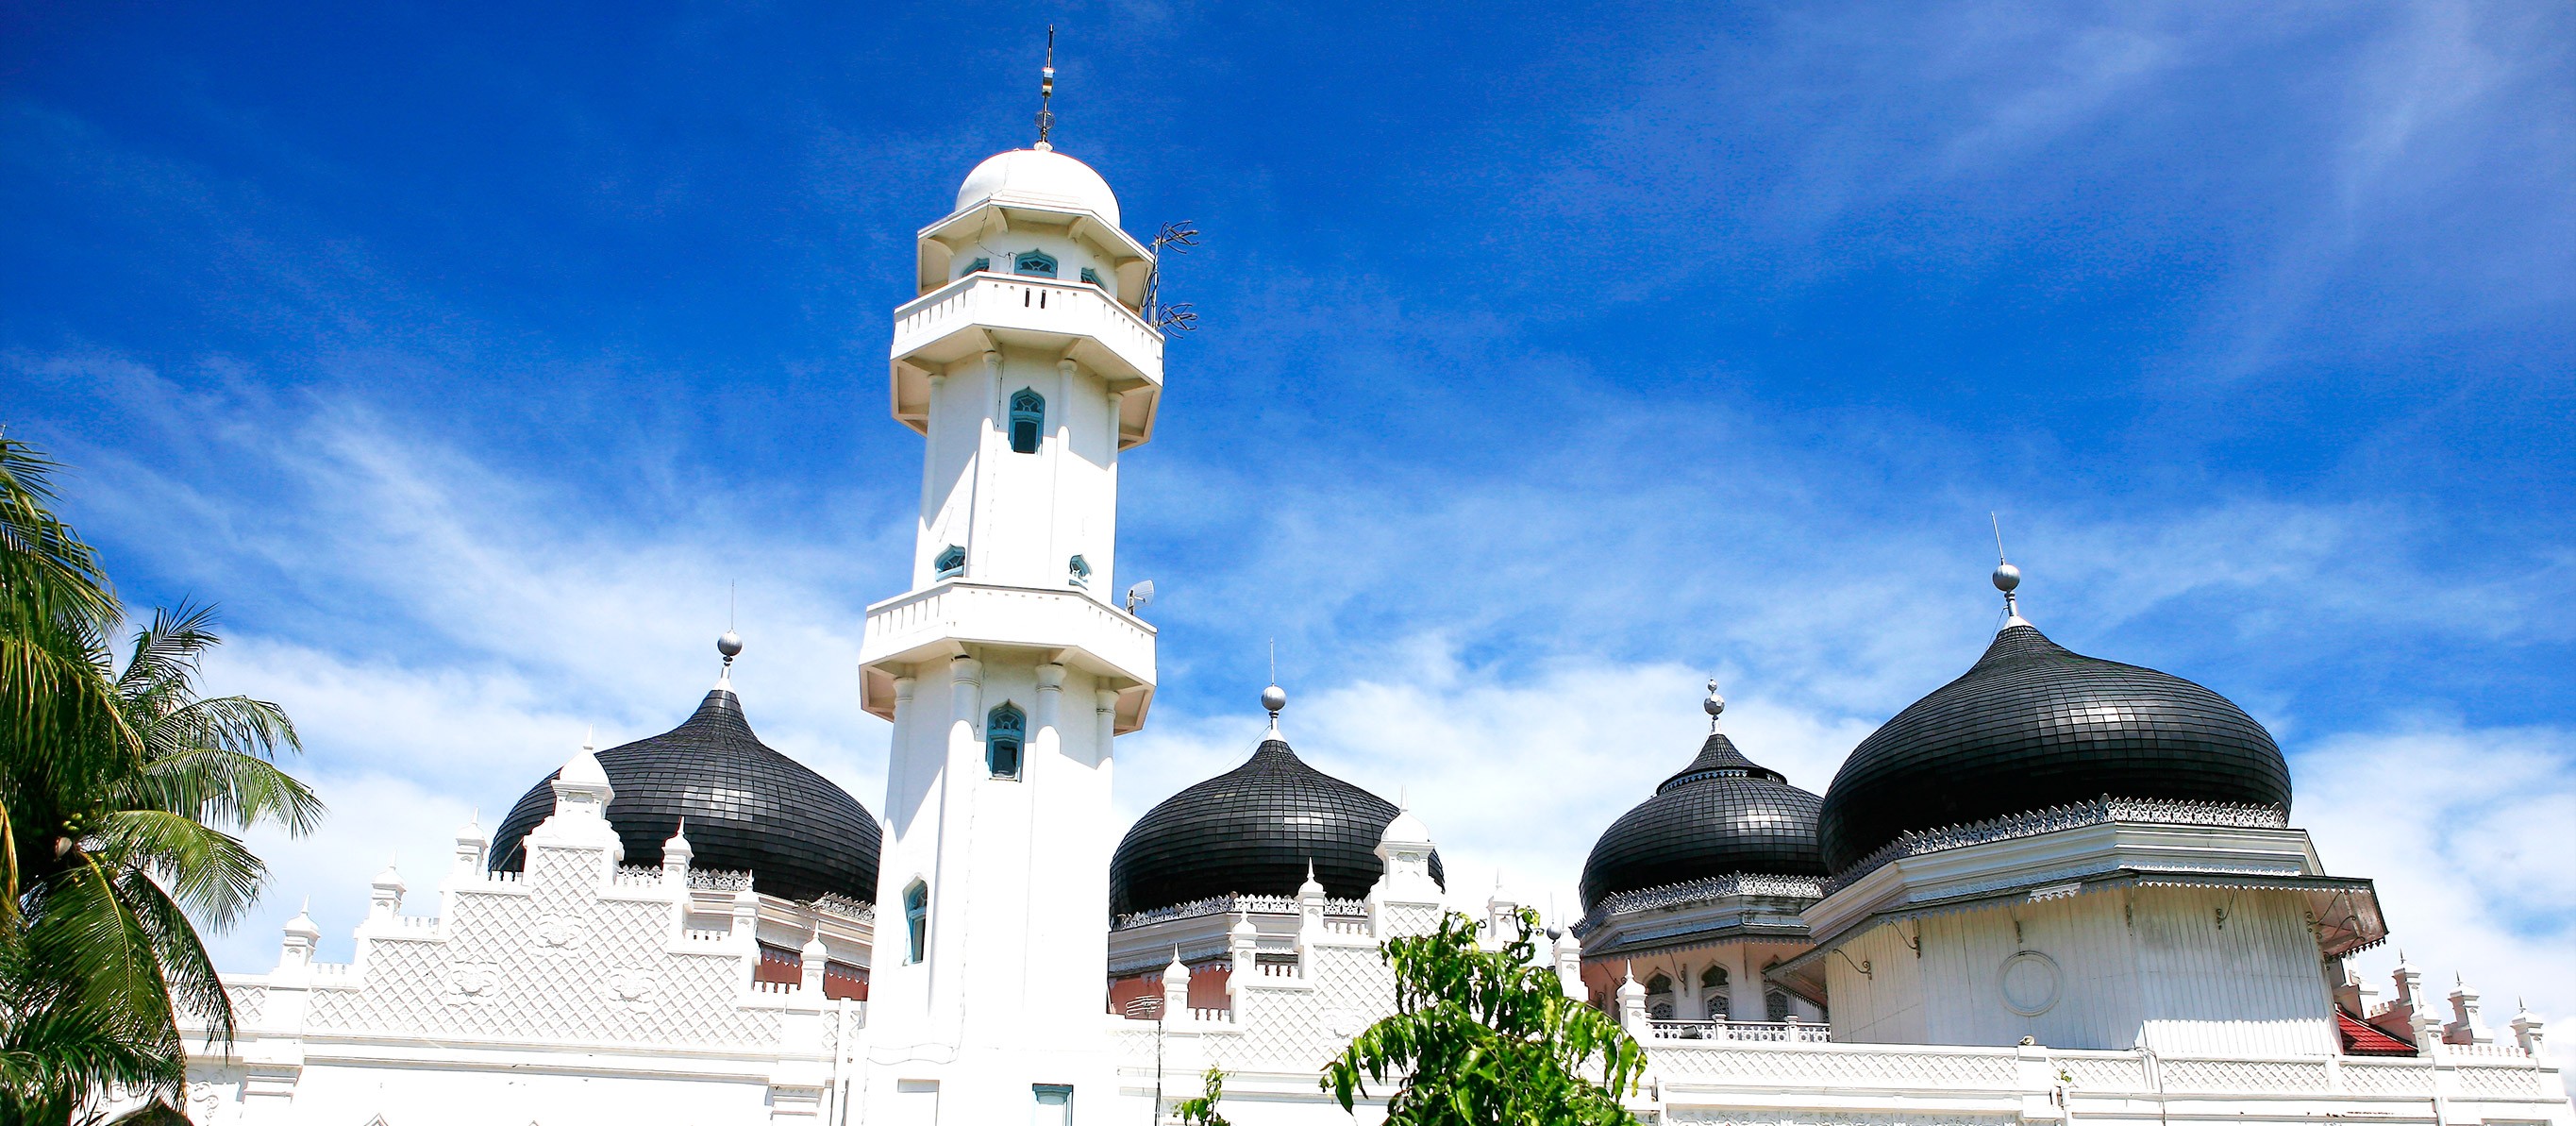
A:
[{"left": 954, "top": 147, "right": 1121, "bottom": 227}]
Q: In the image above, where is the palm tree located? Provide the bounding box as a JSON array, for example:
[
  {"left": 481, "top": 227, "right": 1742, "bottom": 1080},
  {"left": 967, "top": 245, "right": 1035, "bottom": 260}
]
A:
[{"left": 0, "top": 436, "right": 323, "bottom": 1123}]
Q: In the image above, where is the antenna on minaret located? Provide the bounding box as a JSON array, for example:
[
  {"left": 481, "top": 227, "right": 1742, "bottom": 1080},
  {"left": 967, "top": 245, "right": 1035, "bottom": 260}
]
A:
[
  {"left": 1034, "top": 25, "right": 1058, "bottom": 151},
  {"left": 1991, "top": 513, "right": 2028, "bottom": 628}
]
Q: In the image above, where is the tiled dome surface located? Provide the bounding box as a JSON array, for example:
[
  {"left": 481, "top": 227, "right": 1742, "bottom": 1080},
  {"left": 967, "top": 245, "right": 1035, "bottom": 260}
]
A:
[
  {"left": 1110, "top": 738, "right": 1444, "bottom": 916},
  {"left": 1579, "top": 732, "right": 1828, "bottom": 911},
  {"left": 1816, "top": 624, "right": 2290, "bottom": 873},
  {"left": 492, "top": 688, "right": 881, "bottom": 904}
]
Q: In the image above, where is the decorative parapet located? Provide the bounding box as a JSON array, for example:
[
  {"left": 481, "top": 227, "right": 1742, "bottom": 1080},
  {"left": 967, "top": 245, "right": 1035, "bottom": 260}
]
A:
[
  {"left": 808, "top": 893, "right": 875, "bottom": 923},
  {"left": 1825, "top": 796, "right": 2289, "bottom": 893},
  {"left": 1572, "top": 873, "right": 1827, "bottom": 937},
  {"left": 688, "top": 867, "right": 755, "bottom": 891},
  {"left": 1113, "top": 892, "right": 1368, "bottom": 931}
]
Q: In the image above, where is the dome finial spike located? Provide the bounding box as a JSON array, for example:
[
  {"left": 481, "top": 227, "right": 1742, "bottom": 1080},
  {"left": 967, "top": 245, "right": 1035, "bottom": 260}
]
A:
[
  {"left": 1991, "top": 513, "right": 2029, "bottom": 630},
  {"left": 1261, "top": 681, "right": 1287, "bottom": 733},
  {"left": 1033, "top": 25, "right": 1058, "bottom": 151},
  {"left": 716, "top": 624, "right": 744, "bottom": 689},
  {"left": 1703, "top": 678, "right": 1726, "bottom": 731}
]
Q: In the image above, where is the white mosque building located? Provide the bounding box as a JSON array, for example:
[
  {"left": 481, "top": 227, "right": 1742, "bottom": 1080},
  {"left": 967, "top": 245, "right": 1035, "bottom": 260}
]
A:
[{"left": 160, "top": 102, "right": 2569, "bottom": 1126}]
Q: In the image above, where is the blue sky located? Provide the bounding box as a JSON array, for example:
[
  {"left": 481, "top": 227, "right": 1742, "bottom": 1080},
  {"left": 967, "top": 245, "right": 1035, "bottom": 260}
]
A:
[{"left": 5, "top": 2, "right": 2571, "bottom": 1013}]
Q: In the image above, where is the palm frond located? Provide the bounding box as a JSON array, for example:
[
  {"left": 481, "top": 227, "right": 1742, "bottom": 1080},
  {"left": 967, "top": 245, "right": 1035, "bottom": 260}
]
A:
[
  {"left": 109, "top": 864, "right": 235, "bottom": 1049},
  {"left": 88, "top": 811, "right": 268, "bottom": 933},
  {"left": 123, "top": 745, "right": 323, "bottom": 837}
]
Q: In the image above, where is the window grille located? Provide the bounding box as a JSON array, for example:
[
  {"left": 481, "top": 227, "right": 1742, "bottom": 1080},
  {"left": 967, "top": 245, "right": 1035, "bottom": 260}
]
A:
[
  {"left": 902, "top": 882, "right": 928, "bottom": 964},
  {"left": 987, "top": 703, "right": 1026, "bottom": 779},
  {"left": 1009, "top": 389, "right": 1045, "bottom": 454},
  {"left": 933, "top": 544, "right": 965, "bottom": 579},
  {"left": 1013, "top": 251, "right": 1058, "bottom": 277}
]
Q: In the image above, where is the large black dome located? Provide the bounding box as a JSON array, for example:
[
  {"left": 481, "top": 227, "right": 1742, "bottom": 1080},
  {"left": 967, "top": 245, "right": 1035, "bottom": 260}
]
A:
[
  {"left": 1580, "top": 731, "right": 1827, "bottom": 912},
  {"left": 1816, "top": 622, "right": 2291, "bottom": 873},
  {"left": 1110, "top": 737, "right": 1444, "bottom": 917},
  {"left": 492, "top": 686, "right": 881, "bottom": 904}
]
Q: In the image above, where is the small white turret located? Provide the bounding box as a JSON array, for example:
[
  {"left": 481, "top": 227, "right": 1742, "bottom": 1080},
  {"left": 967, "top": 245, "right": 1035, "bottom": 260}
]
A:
[
  {"left": 2447, "top": 974, "right": 2494, "bottom": 1046},
  {"left": 368, "top": 863, "right": 406, "bottom": 920},
  {"left": 277, "top": 899, "right": 322, "bottom": 970},
  {"left": 800, "top": 929, "right": 829, "bottom": 996},
  {"left": 1162, "top": 948, "right": 1193, "bottom": 1023},
  {"left": 2512, "top": 1000, "right": 2548, "bottom": 1061},
  {"left": 530, "top": 731, "right": 625, "bottom": 863},
  {"left": 1616, "top": 964, "right": 1650, "bottom": 1036},
  {"left": 1484, "top": 873, "right": 1521, "bottom": 951},
  {"left": 1228, "top": 910, "right": 1259, "bottom": 999},
  {"left": 662, "top": 818, "right": 694, "bottom": 888},
  {"left": 452, "top": 812, "right": 487, "bottom": 872},
  {"left": 1554, "top": 926, "right": 1585, "bottom": 1000}
]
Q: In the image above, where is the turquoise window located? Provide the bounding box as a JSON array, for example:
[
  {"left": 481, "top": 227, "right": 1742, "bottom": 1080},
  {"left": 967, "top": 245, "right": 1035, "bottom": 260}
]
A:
[
  {"left": 1033, "top": 1085, "right": 1072, "bottom": 1125},
  {"left": 986, "top": 702, "right": 1025, "bottom": 779},
  {"left": 963, "top": 257, "right": 990, "bottom": 277},
  {"left": 1067, "top": 554, "right": 1091, "bottom": 588},
  {"left": 902, "top": 881, "right": 928, "bottom": 963},
  {"left": 1009, "top": 389, "right": 1045, "bottom": 454},
  {"left": 1079, "top": 266, "right": 1101, "bottom": 287},
  {"left": 1013, "top": 251, "right": 1057, "bottom": 277},
  {"left": 933, "top": 544, "right": 964, "bottom": 579}
]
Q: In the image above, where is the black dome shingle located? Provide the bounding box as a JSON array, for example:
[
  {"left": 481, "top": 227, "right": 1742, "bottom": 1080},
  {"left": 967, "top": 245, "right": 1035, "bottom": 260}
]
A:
[
  {"left": 1110, "top": 737, "right": 1444, "bottom": 917},
  {"left": 491, "top": 687, "right": 881, "bottom": 904},
  {"left": 1579, "top": 731, "right": 1828, "bottom": 912},
  {"left": 1815, "top": 623, "right": 2291, "bottom": 873}
]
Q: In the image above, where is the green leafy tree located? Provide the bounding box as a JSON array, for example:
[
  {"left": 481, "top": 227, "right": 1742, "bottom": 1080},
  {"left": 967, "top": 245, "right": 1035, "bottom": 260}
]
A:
[
  {"left": 0, "top": 437, "right": 324, "bottom": 1123},
  {"left": 1173, "top": 1066, "right": 1231, "bottom": 1126},
  {"left": 1325, "top": 907, "right": 1647, "bottom": 1125}
]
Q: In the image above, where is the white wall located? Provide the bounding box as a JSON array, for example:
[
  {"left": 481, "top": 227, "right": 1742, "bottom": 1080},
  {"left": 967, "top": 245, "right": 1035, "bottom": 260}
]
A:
[{"left": 1828, "top": 887, "right": 2336, "bottom": 1055}]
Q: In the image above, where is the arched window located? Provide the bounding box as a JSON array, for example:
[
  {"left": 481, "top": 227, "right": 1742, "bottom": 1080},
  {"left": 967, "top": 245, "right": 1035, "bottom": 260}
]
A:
[
  {"left": 1765, "top": 989, "right": 1793, "bottom": 1022},
  {"left": 1066, "top": 554, "right": 1092, "bottom": 588},
  {"left": 933, "top": 544, "right": 965, "bottom": 579},
  {"left": 1079, "top": 266, "right": 1102, "bottom": 288},
  {"left": 1009, "top": 389, "right": 1045, "bottom": 454},
  {"left": 1700, "top": 964, "right": 1731, "bottom": 1020},
  {"left": 962, "top": 256, "right": 991, "bottom": 277},
  {"left": 1701, "top": 965, "right": 1729, "bottom": 990},
  {"left": 902, "top": 881, "right": 928, "bottom": 964},
  {"left": 1013, "top": 251, "right": 1058, "bottom": 277},
  {"left": 1646, "top": 971, "right": 1674, "bottom": 1019},
  {"left": 987, "top": 702, "right": 1025, "bottom": 780}
]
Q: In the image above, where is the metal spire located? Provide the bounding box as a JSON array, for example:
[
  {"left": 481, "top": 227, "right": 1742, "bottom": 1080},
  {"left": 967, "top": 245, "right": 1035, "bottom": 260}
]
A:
[
  {"left": 1992, "top": 513, "right": 2029, "bottom": 629},
  {"left": 1703, "top": 678, "right": 1726, "bottom": 732},
  {"left": 1034, "top": 25, "right": 1057, "bottom": 151}
]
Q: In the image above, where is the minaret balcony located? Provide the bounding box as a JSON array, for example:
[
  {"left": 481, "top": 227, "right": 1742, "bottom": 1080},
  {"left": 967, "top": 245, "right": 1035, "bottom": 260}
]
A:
[
  {"left": 856, "top": 580, "right": 1157, "bottom": 733},
  {"left": 888, "top": 273, "right": 1163, "bottom": 447}
]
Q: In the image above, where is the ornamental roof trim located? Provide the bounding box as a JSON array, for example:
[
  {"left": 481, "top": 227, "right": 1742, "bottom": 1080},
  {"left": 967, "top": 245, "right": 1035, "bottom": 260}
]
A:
[{"left": 1822, "top": 795, "right": 2290, "bottom": 895}]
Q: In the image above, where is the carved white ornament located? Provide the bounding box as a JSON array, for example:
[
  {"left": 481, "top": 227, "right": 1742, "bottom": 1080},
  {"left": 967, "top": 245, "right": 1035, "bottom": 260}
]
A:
[
  {"left": 530, "top": 915, "right": 587, "bottom": 950},
  {"left": 443, "top": 961, "right": 502, "bottom": 1005},
  {"left": 1999, "top": 950, "right": 2061, "bottom": 1017}
]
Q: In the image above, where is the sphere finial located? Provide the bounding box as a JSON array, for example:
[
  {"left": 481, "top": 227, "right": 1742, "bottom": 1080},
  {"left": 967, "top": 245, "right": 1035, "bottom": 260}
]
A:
[
  {"left": 1702, "top": 678, "right": 1726, "bottom": 731},
  {"left": 717, "top": 630, "right": 744, "bottom": 662},
  {"left": 1261, "top": 683, "right": 1287, "bottom": 732},
  {"left": 1992, "top": 562, "right": 2021, "bottom": 593}
]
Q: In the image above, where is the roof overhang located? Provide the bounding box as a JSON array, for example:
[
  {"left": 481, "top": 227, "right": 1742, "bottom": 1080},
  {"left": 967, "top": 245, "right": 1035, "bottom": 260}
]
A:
[
  {"left": 913, "top": 201, "right": 1153, "bottom": 301},
  {"left": 856, "top": 581, "right": 1157, "bottom": 734},
  {"left": 1766, "top": 819, "right": 2386, "bottom": 1007}
]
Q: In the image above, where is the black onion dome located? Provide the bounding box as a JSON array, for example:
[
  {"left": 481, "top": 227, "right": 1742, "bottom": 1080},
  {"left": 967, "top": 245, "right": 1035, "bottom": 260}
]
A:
[
  {"left": 1578, "top": 731, "right": 1828, "bottom": 912},
  {"left": 1815, "top": 623, "right": 2290, "bottom": 873},
  {"left": 491, "top": 687, "right": 881, "bottom": 903},
  {"left": 1110, "top": 738, "right": 1445, "bottom": 916}
]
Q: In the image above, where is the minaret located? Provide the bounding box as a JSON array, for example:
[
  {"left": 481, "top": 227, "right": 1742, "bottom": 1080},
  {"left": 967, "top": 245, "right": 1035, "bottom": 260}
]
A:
[{"left": 856, "top": 52, "right": 1162, "bottom": 1125}]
